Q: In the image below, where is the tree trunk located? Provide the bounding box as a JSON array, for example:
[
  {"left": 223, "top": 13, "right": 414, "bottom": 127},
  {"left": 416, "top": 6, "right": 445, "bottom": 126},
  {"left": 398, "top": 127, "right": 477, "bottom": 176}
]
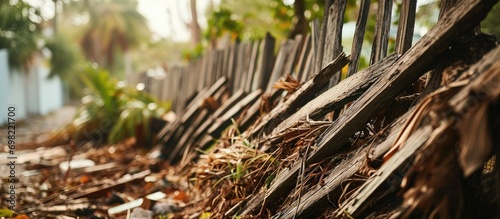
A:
[
  {"left": 52, "top": 0, "right": 58, "bottom": 34},
  {"left": 189, "top": 0, "right": 202, "bottom": 44}
]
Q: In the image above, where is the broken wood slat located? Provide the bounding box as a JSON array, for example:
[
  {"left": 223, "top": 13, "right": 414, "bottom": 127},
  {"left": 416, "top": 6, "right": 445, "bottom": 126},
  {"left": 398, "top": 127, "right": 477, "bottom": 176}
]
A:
[
  {"left": 241, "top": 0, "right": 498, "bottom": 214},
  {"left": 233, "top": 43, "right": 245, "bottom": 92},
  {"left": 247, "top": 53, "right": 350, "bottom": 139},
  {"left": 213, "top": 89, "right": 246, "bottom": 119},
  {"left": 347, "top": 0, "right": 370, "bottom": 77},
  {"left": 178, "top": 89, "right": 247, "bottom": 159},
  {"left": 239, "top": 88, "right": 284, "bottom": 133},
  {"left": 300, "top": 47, "right": 314, "bottom": 82},
  {"left": 203, "top": 89, "right": 263, "bottom": 149},
  {"left": 227, "top": 44, "right": 238, "bottom": 93},
  {"left": 178, "top": 68, "right": 187, "bottom": 111},
  {"left": 239, "top": 43, "right": 254, "bottom": 91},
  {"left": 245, "top": 41, "right": 261, "bottom": 92},
  {"left": 222, "top": 48, "right": 230, "bottom": 81},
  {"left": 241, "top": 54, "right": 397, "bottom": 216},
  {"left": 156, "top": 87, "right": 207, "bottom": 141},
  {"left": 168, "top": 109, "right": 209, "bottom": 163},
  {"left": 323, "top": 0, "right": 347, "bottom": 88},
  {"left": 189, "top": 90, "right": 246, "bottom": 145},
  {"left": 342, "top": 125, "right": 435, "bottom": 217},
  {"left": 266, "top": 40, "right": 294, "bottom": 91},
  {"left": 370, "top": 0, "right": 393, "bottom": 64},
  {"left": 199, "top": 56, "right": 208, "bottom": 91},
  {"left": 395, "top": 0, "right": 417, "bottom": 54},
  {"left": 272, "top": 54, "right": 398, "bottom": 139},
  {"left": 254, "top": 33, "right": 276, "bottom": 91},
  {"left": 205, "top": 50, "right": 214, "bottom": 88},
  {"left": 211, "top": 50, "right": 220, "bottom": 86},
  {"left": 341, "top": 46, "right": 500, "bottom": 216},
  {"left": 217, "top": 49, "right": 225, "bottom": 80},
  {"left": 295, "top": 34, "right": 312, "bottom": 81},
  {"left": 313, "top": 0, "right": 332, "bottom": 75},
  {"left": 209, "top": 89, "right": 262, "bottom": 136},
  {"left": 283, "top": 34, "right": 304, "bottom": 77},
  {"left": 158, "top": 77, "right": 226, "bottom": 145},
  {"left": 274, "top": 109, "right": 409, "bottom": 218}
]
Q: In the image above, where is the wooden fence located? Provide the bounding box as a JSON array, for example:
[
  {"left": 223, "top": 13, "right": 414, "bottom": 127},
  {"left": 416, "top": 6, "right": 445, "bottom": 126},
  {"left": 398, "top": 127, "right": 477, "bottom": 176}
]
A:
[{"left": 129, "top": 0, "right": 499, "bottom": 218}]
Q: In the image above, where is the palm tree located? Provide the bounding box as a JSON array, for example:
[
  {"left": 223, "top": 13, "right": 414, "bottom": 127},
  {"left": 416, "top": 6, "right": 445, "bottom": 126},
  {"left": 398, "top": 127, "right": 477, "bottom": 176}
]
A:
[
  {"left": 0, "top": 0, "right": 41, "bottom": 70},
  {"left": 72, "top": 0, "right": 151, "bottom": 76}
]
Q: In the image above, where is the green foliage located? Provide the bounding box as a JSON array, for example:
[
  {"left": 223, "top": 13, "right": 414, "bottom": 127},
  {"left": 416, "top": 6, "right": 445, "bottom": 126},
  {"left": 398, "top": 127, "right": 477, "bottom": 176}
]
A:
[
  {"left": 482, "top": 2, "right": 500, "bottom": 38},
  {"left": 206, "top": 0, "right": 324, "bottom": 42},
  {"left": 0, "top": 0, "right": 41, "bottom": 70},
  {"left": 45, "top": 35, "right": 82, "bottom": 79},
  {"left": 64, "top": 0, "right": 151, "bottom": 71},
  {"left": 69, "top": 63, "right": 169, "bottom": 145},
  {"left": 204, "top": 7, "right": 244, "bottom": 41},
  {"left": 182, "top": 43, "right": 205, "bottom": 61}
]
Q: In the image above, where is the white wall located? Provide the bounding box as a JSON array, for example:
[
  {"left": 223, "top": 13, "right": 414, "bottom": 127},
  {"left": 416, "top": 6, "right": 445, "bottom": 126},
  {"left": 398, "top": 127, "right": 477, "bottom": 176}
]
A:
[
  {"left": 36, "top": 61, "right": 63, "bottom": 115},
  {"left": 0, "top": 49, "right": 64, "bottom": 125},
  {"left": 0, "top": 49, "right": 9, "bottom": 124},
  {"left": 8, "top": 69, "right": 28, "bottom": 120}
]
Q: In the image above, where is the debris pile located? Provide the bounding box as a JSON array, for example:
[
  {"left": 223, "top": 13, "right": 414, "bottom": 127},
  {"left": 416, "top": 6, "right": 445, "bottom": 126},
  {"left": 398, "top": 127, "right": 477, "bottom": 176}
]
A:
[{"left": 2, "top": 0, "right": 500, "bottom": 218}]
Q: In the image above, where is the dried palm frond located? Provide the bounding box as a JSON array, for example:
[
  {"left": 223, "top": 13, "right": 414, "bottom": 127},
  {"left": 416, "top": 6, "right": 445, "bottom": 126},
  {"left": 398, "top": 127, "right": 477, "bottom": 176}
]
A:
[
  {"left": 260, "top": 93, "right": 272, "bottom": 115},
  {"left": 189, "top": 124, "right": 277, "bottom": 219},
  {"left": 389, "top": 51, "right": 500, "bottom": 219},
  {"left": 202, "top": 96, "right": 219, "bottom": 111},
  {"left": 273, "top": 74, "right": 301, "bottom": 95},
  {"left": 400, "top": 121, "right": 463, "bottom": 219}
]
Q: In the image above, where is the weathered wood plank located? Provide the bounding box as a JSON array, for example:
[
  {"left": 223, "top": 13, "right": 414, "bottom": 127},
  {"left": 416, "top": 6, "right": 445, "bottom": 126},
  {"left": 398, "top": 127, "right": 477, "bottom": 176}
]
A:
[
  {"left": 192, "top": 90, "right": 263, "bottom": 152},
  {"left": 342, "top": 125, "right": 435, "bottom": 217},
  {"left": 273, "top": 54, "right": 397, "bottom": 138},
  {"left": 313, "top": 0, "right": 332, "bottom": 75},
  {"left": 227, "top": 44, "right": 238, "bottom": 93},
  {"left": 295, "top": 34, "right": 311, "bottom": 81},
  {"left": 275, "top": 109, "right": 409, "bottom": 218},
  {"left": 157, "top": 77, "right": 226, "bottom": 143},
  {"left": 245, "top": 41, "right": 261, "bottom": 92},
  {"left": 283, "top": 34, "right": 303, "bottom": 77},
  {"left": 323, "top": 0, "right": 347, "bottom": 88},
  {"left": 206, "top": 89, "right": 263, "bottom": 143},
  {"left": 266, "top": 40, "right": 293, "bottom": 91},
  {"left": 255, "top": 33, "right": 276, "bottom": 91},
  {"left": 241, "top": 0, "right": 497, "bottom": 214},
  {"left": 183, "top": 89, "right": 246, "bottom": 155},
  {"left": 341, "top": 46, "right": 500, "bottom": 217},
  {"left": 247, "top": 53, "right": 350, "bottom": 139},
  {"left": 347, "top": 0, "right": 370, "bottom": 77},
  {"left": 370, "top": 0, "right": 393, "bottom": 64},
  {"left": 395, "top": 0, "right": 417, "bottom": 54},
  {"left": 169, "top": 89, "right": 245, "bottom": 163},
  {"left": 168, "top": 109, "right": 209, "bottom": 163},
  {"left": 239, "top": 88, "right": 284, "bottom": 133}
]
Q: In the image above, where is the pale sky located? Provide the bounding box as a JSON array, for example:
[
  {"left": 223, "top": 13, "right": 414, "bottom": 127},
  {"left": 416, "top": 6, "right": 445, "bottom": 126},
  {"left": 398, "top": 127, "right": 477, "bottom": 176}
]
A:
[
  {"left": 26, "top": 0, "right": 434, "bottom": 42},
  {"left": 25, "top": 0, "right": 214, "bottom": 42},
  {"left": 137, "top": 0, "right": 213, "bottom": 42}
]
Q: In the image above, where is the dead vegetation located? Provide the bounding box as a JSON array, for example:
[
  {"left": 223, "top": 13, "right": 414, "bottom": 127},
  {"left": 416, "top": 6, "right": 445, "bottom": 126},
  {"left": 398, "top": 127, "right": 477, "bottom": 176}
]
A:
[{"left": 2, "top": 0, "right": 500, "bottom": 218}]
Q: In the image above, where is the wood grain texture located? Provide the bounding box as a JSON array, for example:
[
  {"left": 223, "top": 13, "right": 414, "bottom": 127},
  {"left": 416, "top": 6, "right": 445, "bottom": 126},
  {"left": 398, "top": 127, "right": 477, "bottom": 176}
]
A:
[{"left": 241, "top": 0, "right": 497, "bottom": 214}]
